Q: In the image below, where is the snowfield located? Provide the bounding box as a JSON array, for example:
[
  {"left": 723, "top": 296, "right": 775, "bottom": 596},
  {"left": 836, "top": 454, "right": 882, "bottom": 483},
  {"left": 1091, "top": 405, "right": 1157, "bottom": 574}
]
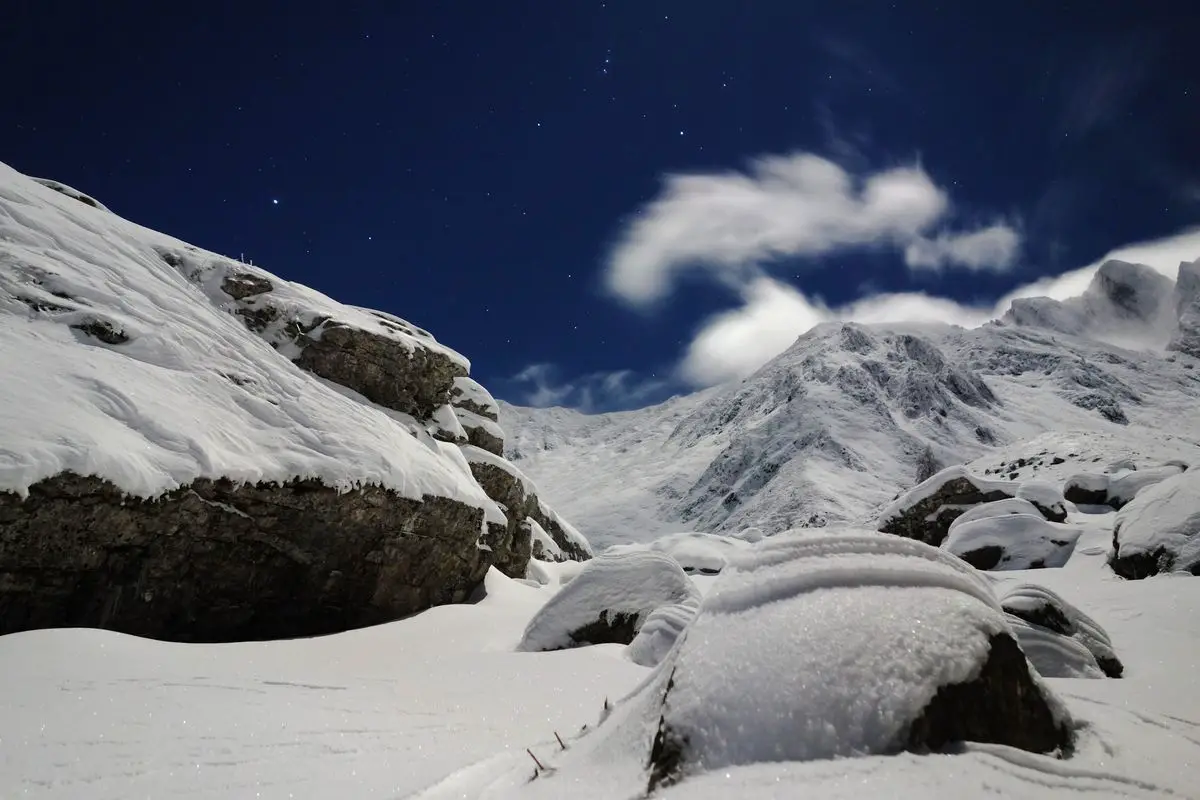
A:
[{"left": 4, "top": 506, "right": 1200, "bottom": 798}]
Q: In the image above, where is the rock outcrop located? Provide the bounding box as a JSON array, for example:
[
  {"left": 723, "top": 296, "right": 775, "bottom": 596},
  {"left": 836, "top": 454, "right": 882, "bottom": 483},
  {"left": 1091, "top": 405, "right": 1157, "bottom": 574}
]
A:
[
  {"left": 0, "top": 473, "right": 494, "bottom": 642},
  {"left": 0, "top": 163, "right": 593, "bottom": 643}
]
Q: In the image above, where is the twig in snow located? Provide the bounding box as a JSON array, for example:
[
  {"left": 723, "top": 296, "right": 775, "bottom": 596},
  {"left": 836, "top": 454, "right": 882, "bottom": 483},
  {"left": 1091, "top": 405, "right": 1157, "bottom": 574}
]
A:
[
  {"left": 527, "top": 748, "right": 545, "bottom": 772},
  {"left": 554, "top": 731, "right": 567, "bottom": 751}
]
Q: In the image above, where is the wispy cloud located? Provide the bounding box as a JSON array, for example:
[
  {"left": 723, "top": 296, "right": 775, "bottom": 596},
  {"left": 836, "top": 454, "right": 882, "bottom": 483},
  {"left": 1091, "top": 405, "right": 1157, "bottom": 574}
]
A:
[
  {"left": 905, "top": 224, "right": 1021, "bottom": 272},
  {"left": 604, "top": 152, "right": 1021, "bottom": 306},
  {"left": 509, "top": 363, "right": 672, "bottom": 412}
]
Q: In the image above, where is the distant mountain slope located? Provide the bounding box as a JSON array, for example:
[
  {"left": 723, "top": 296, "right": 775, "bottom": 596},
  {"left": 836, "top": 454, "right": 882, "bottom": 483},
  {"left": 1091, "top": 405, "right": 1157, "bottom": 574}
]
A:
[{"left": 503, "top": 261, "right": 1200, "bottom": 549}]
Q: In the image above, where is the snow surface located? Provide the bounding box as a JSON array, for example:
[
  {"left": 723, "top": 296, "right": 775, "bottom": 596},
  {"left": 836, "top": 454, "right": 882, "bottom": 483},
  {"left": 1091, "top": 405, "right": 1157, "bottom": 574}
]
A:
[
  {"left": 0, "top": 162, "right": 501, "bottom": 527},
  {"left": 1113, "top": 469, "right": 1200, "bottom": 572},
  {"left": 516, "top": 551, "right": 699, "bottom": 652},
  {"left": 5, "top": 503, "right": 1200, "bottom": 798},
  {"left": 943, "top": 513, "right": 1080, "bottom": 569}
]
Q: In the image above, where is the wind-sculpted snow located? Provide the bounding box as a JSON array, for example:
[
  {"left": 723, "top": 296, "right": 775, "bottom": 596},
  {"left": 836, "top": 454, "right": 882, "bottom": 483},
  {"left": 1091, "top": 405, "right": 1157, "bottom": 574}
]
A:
[
  {"left": 1000, "top": 583, "right": 1121, "bottom": 678},
  {"left": 604, "top": 531, "right": 751, "bottom": 574}
]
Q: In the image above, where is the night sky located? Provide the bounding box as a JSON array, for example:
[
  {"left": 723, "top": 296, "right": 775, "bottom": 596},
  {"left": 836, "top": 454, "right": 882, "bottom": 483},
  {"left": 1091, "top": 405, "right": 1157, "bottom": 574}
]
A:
[{"left": 4, "top": 2, "right": 1198, "bottom": 410}]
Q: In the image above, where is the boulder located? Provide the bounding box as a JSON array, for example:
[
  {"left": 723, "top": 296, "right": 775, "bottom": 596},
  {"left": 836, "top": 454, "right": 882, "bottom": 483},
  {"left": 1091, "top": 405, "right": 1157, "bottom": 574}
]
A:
[
  {"left": 605, "top": 531, "right": 751, "bottom": 575},
  {"left": 942, "top": 514, "right": 1079, "bottom": 570},
  {"left": 0, "top": 473, "right": 494, "bottom": 642},
  {"left": 1004, "top": 614, "right": 1106, "bottom": 679},
  {"left": 1065, "top": 462, "right": 1187, "bottom": 510},
  {"left": 517, "top": 552, "right": 699, "bottom": 652},
  {"left": 643, "top": 532, "right": 1071, "bottom": 792},
  {"left": 878, "top": 466, "right": 1060, "bottom": 546},
  {"left": 1110, "top": 470, "right": 1200, "bottom": 579},
  {"left": 1000, "top": 583, "right": 1122, "bottom": 678}
]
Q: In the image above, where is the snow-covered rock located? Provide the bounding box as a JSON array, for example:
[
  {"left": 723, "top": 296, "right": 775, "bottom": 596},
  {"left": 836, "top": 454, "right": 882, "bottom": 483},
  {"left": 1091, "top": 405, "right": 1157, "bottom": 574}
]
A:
[
  {"left": 605, "top": 531, "right": 751, "bottom": 574},
  {"left": 1015, "top": 480, "right": 1068, "bottom": 521},
  {"left": 1110, "top": 470, "right": 1200, "bottom": 578},
  {"left": 943, "top": 514, "right": 1080, "bottom": 570},
  {"left": 516, "top": 552, "right": 698, "bottom": 652},
  {"left": 878, "top": 465, "right": 1064, "bottom": 546},
  {"left": 999, "top": 583, "right": 1122, "bottom": 678},
  {"left": 1064, "top": 462, "right": 1187, "bottom": 509},
  {"left": 947, "top": 497, "right": 1045, "bottom": 534},
  {"left": 0, "top": 161, "right": 591, "bottom": 641},
  {"left": 1004, "top": 614, "right": 1106, "bottom": 679}
]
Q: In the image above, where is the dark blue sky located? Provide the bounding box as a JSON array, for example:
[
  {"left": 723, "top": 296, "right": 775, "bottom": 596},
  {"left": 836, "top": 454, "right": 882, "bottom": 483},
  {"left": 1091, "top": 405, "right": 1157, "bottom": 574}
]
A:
[{"left": 4, "top": 2, "right": 1197, "bottom": 409}]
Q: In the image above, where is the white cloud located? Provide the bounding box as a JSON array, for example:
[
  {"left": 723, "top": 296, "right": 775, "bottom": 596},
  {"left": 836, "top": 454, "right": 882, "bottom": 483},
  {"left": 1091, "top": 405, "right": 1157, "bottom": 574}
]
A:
[
  {"left": 904, "top": 224, "right": 1021, "bottom": 272},
  {"left": 510, "top": 363, "right": 669, "bottom": 412},
  {"left": 605, "top": 152, "right": 1020, "bottom": 305},
  {"left": 994, "top": 226, "right": 1200, "bottom": 314}
]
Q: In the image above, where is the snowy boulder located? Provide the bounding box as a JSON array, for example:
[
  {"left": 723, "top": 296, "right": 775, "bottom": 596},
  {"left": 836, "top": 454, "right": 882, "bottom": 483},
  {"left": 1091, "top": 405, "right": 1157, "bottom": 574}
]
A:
[
  {"left": 516, "top": 552, "right": 699, "bottom": 652},
  {"left": 1064, "top": 472, "right": 1110, "bottom": 506},
  {"left": 526, "top": 531, "right": 1071, "bottom": 794},
  {"left": 1064, "top": 463, "right": 1187, "bottom": 509},
  {"left": 1110, "top": 469, "right": 1200, "bottom": 579},
  {"left": 878, "top": 466, "right": 1060, "bottom": 546},
  {"left": 1000, "top": 584, "right": 1122, "bottom": 678},
  {"left": 1015, "top": 480, "right": 1068, "bottom": 522},
  {"left": 449, "top": 377, "right": 506, "bottom": 455},
  {"left": 946, "top": 497, "right": 1044, "bottom": 534},
  {"left": 943, "top": 514, "right": 1080, "bottom": 570},
  {"left": 626, "top": 598, "right": 700, "bottom": 667},
  {"left": 606, "top": 531, "right": 751, "bottom": 575}
]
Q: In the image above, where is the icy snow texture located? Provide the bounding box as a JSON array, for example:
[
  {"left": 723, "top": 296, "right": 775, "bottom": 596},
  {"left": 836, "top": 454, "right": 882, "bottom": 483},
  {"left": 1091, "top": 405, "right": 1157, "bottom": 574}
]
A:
[
  {"left": 0, "top": 162, "right": 502, "bottom": 526},
  {"left": 516, "top": 551, "right": 698, "bottom": 652},
  {"left": 947, "top": 497, "right": 1043, "bottom": 534},
  {"left": 626, "top": 598, "right": 699, "bottom": 667},
  {"left": 1113, "top": 470, "right": 1200, "bottom": 573},
  {"left": 605, "top": 531, "right": 751, "bottom": 574},
  {"left": 656, "top": 531, "right": 1029, "bottom": 768},
  {"left": 943, "top": 514, "right": 1080, "bottom": 569}
]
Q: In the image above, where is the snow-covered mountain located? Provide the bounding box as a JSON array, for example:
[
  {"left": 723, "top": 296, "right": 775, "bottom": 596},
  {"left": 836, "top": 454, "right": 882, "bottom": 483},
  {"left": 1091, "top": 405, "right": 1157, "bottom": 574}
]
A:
[{"left": 503, "top": 258, "right": 1200, "bottom": 548}]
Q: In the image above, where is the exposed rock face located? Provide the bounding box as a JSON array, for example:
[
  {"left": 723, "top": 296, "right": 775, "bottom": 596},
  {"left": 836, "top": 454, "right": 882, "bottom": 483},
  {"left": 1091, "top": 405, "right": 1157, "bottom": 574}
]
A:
[
  {"left": 1169, "top": 259, "right": 1200, "bottom": 358},
  {"left": 461, "top": 446, "right": 590, "bottom": 575},
  {"left": 899, "top": 633, "right": 1071, "bottom": 755},
  {"left": 0, "top": 473, "right": 493, "bottom": 642},
  {"left": 295, "top": 323, "right": 468, "bottom": 421}
]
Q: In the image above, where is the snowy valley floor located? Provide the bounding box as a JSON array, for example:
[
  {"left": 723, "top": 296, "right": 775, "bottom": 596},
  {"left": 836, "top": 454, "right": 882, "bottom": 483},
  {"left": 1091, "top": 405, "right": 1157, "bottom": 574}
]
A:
[{"left": 3, "top": 510, "right": 1200, "bottom": 799}]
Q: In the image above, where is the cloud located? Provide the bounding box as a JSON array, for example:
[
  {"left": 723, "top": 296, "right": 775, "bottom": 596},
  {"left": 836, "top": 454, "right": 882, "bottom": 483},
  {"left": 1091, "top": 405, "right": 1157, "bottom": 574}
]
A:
[
  {"left": 605, "top": 153, "right": 1019, "bottom": 306},
  {"left": 995, "top": 226, "right": 1200, "bottom": 312},
  {"left": 904, "top": 224, "right": 1021, "bottom": 272},
  {"left": 510, "top": 363, "right": 671, "bottom": 412},
  {"left": 679, "top": 277, "right": 992, "bottom": 385}
]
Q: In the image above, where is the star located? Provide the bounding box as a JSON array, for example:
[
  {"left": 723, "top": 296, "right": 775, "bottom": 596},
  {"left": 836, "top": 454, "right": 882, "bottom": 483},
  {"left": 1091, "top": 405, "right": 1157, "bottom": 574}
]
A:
[{"left": 272, "top": 198, "right": 279, "bottom": 205}]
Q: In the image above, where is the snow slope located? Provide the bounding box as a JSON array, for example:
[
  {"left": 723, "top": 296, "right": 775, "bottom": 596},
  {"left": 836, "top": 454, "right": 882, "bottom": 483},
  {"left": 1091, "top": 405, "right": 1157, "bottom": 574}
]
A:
[{"left": 0, "top": 161, "right": 498, "bottom": 521}]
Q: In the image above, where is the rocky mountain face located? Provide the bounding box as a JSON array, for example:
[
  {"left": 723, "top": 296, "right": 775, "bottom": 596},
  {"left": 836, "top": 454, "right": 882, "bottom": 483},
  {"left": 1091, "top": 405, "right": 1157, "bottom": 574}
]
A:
[
  {"left": 503, "top": 258, "right": 1200, "bottom": 548},
  {"left": 0, "top": 163, "right": 589, "bottom": 643}
]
